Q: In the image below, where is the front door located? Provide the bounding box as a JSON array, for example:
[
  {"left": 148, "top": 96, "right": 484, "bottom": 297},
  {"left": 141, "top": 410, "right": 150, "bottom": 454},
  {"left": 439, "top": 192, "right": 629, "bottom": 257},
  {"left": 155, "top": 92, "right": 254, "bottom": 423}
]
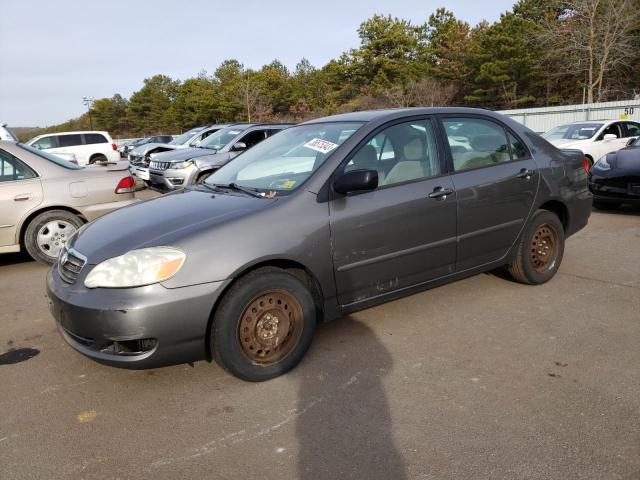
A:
[
  {"left": 440, "top": 116, "right": 539, "bottom": 271},
  {"left": 330, "top": 118, "right": 457, "bottom": 306}
]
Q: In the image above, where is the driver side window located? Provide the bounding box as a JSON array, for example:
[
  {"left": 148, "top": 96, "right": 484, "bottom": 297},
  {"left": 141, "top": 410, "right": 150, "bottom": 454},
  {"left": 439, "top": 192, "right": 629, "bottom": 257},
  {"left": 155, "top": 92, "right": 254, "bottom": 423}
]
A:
[
  {"left": 599, "top": 123, "right": 621, "bottom": 139},
  {"left": 345, "top": 120, "right": 440, "bottom": 187}
]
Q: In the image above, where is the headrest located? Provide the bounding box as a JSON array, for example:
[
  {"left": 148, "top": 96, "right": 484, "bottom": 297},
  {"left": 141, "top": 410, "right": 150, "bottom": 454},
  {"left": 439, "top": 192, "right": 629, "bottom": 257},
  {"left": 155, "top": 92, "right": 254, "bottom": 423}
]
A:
[
  {"left": 403, "top": 137, "right": 424, "bottom": 161},
  {"left": 470, "top": 134, "right": 506, "bottom": 153},
  {"left": 351, "top": 144, "right": 378, "bottom": 167}
]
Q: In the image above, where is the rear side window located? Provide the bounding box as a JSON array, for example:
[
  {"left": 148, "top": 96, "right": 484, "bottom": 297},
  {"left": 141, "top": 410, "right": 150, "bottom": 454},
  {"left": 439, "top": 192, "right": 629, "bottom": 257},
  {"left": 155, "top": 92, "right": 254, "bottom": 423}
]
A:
[
  {"left": 32, "top": 136, "right": 58, "bottom": 149},
  {"left": 0, "top": 149, "right": 38, "bottom": 182},
  {"left": 443, "top": 118, "right": 511, "bottom": 172},
  {"left": 84, "top": 133, "right": 108, "bottom": 144},
  {"left": 58, "top": 134, "right": 84, "bottom": 147},
  {"left": 625, "top": 122, "right": 640, "bottom": 137},
  {"left": 508, "top": 132, "right": 530, "bottom": 159}
]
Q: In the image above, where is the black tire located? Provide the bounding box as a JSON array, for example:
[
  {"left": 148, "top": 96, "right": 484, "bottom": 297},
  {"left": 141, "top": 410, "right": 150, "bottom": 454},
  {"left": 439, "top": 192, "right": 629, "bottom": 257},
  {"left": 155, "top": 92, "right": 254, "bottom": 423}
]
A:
[
  {"left": 89, "top": 154, "right": 107, "bottom": 164},
  {"left": 507, "top": 210, "right": 565, "bottom": 285},
  {"left": 24, "top": 210, "right": 84, "bottom": 264},
  {"left": 593, "top": 200, "right": 620, "bottom": 210},
  {"left": 211, "top": 267, "right": 316, "bottom": 381}
]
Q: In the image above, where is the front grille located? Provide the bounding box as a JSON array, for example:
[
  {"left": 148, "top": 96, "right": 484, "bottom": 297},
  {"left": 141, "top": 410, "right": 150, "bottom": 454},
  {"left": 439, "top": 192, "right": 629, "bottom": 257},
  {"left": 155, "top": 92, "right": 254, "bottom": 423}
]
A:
[
  {"left": 149, "top": 160, "right": 172, "bottom": 171},
  {"left": 129, "top": 154, "right": 149, "bottom": 167},
  {"left": 58, "top": 248, "right": 86, "bottom": 283}
]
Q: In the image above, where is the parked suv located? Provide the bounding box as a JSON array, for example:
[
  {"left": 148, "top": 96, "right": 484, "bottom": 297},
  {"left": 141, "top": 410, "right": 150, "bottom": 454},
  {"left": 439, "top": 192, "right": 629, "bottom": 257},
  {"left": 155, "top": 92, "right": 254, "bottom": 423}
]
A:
[
  {"left": 129, "top": 125, "right": 228, "bottom": 181},
  {"left": 27, "top": 131, "right": 120, "bottom": 166},
  {"left": 147, "top": 124, "right": 291, "bottom": 190}
]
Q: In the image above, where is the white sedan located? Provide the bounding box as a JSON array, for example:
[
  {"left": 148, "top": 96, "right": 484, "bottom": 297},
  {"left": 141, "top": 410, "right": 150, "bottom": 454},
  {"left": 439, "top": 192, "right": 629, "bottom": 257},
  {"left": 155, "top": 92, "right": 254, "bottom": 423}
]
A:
[{"left": 542, "top": 119, "right": 640, "bottom": 165}]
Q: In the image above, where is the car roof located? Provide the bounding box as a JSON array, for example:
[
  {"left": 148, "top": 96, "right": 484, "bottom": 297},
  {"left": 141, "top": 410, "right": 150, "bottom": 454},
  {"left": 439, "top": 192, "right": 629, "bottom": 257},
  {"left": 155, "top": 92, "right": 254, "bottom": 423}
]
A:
[
  {"left": 301, "top": 107, "right": 506, "bottom": 124},
  {"left": 35, "top": 130, "right": 110, "bottom": 135}
]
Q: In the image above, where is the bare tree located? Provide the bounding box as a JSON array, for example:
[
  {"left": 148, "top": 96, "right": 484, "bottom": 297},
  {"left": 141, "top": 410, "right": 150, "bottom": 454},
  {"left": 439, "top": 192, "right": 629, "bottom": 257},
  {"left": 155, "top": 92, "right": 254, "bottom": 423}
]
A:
[
  {"left": 381, "top": 78, "right": 457, "bottom": 107},
  {"left": 540, "top": 0, "right": 640, "bottom": 103}
]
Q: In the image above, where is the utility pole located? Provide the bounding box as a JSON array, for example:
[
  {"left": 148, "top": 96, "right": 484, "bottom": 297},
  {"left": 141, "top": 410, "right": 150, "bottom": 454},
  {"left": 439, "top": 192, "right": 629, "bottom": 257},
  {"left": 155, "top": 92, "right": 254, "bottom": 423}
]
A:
[{"left": 82, "top": 96, "right": 94, "bottom": 129}]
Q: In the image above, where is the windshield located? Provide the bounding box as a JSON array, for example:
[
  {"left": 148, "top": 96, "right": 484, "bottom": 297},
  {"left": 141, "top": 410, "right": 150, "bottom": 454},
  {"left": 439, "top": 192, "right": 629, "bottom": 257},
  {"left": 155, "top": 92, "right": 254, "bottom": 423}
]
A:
[
  {"left": 199, "top": 127, "right": 244, "bottom": 151},
  {"left": 542, "top": 123, "right": 603, "bottom": 141},
  {"left": 17, "top": 143, "right": 83, "bottom": 169},
  {"left": 169, "top": 129, "right": 201, "bottom": 145},
  {"left": 205, "top": 122, "right": 363, "bottom": 195}
]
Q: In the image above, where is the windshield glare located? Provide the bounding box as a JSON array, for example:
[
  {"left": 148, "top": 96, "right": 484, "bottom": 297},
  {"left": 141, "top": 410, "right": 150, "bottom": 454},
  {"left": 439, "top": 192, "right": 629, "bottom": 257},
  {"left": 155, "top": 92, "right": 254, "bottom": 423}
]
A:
[
  {"left": 200, "top": 128, "right": 244, "bottom": 150},
  {"left": 169, "top": 129, "right": 200, "bottom": 145},
  {"left": 205, "top": 122, "right": 363, "bottom": 194},
  {"left": 542, "top": 123, "right": 603, "bottom": 140},
  {"left": 17, "top": 143, "right": 83, "bottom": 169}
]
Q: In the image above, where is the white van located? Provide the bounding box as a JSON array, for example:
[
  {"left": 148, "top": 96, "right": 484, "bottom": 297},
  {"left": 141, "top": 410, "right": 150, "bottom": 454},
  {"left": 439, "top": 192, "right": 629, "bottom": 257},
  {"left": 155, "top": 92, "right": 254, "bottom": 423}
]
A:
[{"left": 27, "top": 131, "right": 120, "bottom": 166}]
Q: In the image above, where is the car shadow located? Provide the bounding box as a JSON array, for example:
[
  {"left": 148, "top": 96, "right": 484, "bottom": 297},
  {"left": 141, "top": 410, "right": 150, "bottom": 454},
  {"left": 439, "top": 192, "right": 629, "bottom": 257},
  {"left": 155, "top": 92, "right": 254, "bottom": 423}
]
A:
[
  {"left": 592, "top": 204, "right": 640, "bottom": 216},
  {"left": 0, "top": 251, "right": 34, "bottom": 267},
  {"left": 294, "top": 317, "right": 407, "bottom": 480}
]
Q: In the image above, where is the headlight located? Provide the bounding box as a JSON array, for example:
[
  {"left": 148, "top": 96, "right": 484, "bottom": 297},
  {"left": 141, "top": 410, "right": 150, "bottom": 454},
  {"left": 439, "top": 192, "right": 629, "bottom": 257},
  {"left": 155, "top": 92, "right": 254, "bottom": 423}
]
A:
[
  {"left": 171, "top": 161, "right": 193, "bottom": 169},
  {"left": 594, "top": 155, "right": 611, "bottom": 171},
  {"left": 84, "top": 247, "right": 186, "bottom": 288}
]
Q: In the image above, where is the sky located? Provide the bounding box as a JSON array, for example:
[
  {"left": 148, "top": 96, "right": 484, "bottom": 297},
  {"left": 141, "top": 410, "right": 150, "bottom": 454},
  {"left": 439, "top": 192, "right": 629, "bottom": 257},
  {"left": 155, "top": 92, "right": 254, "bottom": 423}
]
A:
[{"left": 0, "top": 0, "right": 515, "bottom": 127}]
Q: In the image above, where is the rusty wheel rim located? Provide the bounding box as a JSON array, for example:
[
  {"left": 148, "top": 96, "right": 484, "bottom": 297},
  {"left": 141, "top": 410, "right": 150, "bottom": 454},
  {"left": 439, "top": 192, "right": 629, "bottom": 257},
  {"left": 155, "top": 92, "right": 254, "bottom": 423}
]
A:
[
  {"left": 530, "top": 223, "right": 558, "bottom": 273},
  {"left": 238, "top": 289, "right": 304, "bottom": 366}
]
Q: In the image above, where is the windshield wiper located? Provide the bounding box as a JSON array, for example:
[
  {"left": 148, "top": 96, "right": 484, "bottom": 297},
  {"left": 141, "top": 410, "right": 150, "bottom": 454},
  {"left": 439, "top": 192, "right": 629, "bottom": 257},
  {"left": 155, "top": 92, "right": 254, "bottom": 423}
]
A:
[{"left": 211, "top": 183, "right": 265, "bottom": 198}]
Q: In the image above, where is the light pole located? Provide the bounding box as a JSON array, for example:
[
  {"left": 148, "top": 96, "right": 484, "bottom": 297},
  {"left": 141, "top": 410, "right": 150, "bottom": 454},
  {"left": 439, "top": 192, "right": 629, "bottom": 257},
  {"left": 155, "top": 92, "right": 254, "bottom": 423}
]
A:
[{"left": 82, "top": 96, "right": 94, "bottom": 129}]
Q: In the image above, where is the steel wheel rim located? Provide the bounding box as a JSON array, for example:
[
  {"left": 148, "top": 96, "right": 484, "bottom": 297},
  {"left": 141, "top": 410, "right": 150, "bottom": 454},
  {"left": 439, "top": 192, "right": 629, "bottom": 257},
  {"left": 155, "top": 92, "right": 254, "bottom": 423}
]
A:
[
  {"left": 530, "top": 223, "right": 558, "bottom": 273},
  {"left": 238, "top": 289, "right": 304, "bottom": 366},
  {"left": 37, "top": 220, "right": 77, "bottom": 258}
]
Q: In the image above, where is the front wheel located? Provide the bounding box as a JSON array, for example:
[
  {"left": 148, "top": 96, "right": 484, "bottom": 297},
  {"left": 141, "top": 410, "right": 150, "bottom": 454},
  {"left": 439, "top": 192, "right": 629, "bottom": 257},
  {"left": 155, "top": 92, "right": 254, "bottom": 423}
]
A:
[
  {"left": 507, "top": 210, "right": 565, "bottom": 285},
  {"left": 211, "top": 267, "right": 316, "bottom": 381},
  {"left": 24, "top": 210, "right": 84, "bottom": 264}
]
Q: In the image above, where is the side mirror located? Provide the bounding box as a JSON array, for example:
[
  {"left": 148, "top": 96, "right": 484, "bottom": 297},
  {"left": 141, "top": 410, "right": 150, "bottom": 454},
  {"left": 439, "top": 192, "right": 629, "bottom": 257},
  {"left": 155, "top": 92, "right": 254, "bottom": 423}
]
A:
[
  {"left": 231, "top": 141, "right": 247, "bottom": 152},
  {"left": 627, "top": 137, "right": 637, "bottom": 146},
  {"left": 603, "top": 134, "right": 617, "bottom": 141},
  {"left": 333, "top": 169, "right": 378, "bottom": 194}
]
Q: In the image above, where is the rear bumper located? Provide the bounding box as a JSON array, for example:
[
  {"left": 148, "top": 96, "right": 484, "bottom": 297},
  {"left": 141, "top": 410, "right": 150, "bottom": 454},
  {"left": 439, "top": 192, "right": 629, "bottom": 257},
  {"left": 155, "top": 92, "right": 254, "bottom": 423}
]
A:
[
  {"left": 47, "top": 266, "right": 228, "bottom": 369},
  {"left": 565, "top": 190, "right": 593, "bottom": 237}
]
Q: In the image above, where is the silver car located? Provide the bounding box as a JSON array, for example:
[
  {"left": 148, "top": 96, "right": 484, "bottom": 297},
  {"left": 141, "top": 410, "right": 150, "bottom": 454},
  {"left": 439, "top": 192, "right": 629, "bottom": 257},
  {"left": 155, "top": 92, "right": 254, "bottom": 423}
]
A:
[
  {"left": 147, "top": 124, "right": 291, "bottom": 190},
  {"left": 0, "top": 141, "right": 137, "bottom": 263}
]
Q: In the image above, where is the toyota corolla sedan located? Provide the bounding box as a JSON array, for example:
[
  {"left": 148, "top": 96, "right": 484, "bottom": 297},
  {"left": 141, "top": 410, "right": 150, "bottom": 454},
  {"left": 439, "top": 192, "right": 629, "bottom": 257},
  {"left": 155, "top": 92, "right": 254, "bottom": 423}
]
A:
[{"left": 47, "top": 108, "right": 592, "bottom": 381}]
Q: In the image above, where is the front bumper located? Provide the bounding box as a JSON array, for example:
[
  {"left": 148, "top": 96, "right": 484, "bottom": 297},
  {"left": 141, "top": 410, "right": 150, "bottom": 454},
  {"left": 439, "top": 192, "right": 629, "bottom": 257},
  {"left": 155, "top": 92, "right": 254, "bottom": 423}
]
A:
[
  {"left": 589, "top": 176, "right": 640, "bottom": 204},
  {"left": 149, "top": 166, "right": 198, "bottom": 191},
  {"left": 47, "top": 266, "right": 228, "bottom": 369}
]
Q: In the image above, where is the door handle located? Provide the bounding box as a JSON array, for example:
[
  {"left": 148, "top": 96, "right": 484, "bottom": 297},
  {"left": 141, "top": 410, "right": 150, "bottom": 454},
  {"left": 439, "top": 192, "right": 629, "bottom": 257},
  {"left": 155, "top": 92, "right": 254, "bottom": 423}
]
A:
[
  {"left": 14, "top": 194, "right": 32, "bottom": 201},
  {"left": 516, "top": 168, "right": 535, "bottom": 179},
  {"left": 428, "top": 186, "right": 454, "bottom": 200}
]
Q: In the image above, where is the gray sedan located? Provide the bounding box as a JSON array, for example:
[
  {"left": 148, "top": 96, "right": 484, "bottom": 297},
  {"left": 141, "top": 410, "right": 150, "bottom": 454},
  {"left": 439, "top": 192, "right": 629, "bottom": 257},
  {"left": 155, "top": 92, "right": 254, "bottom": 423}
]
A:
[{"left": 47, "top": 108, "right": 592, "bottom": 381}]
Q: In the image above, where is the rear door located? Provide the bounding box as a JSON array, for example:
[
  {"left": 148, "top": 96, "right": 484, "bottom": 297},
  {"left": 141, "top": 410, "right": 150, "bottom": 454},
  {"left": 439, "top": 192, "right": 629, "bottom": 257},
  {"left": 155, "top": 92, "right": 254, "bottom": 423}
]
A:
[
  {"left": 439, "top": 116, "right": 539, "bottom": 271},
  {"left": 330, "top": 118, "right": 457, "bottom": 306},
  {"left": 47, "top": 134, "right": 86, "bottom": 163},
  {"left": 0, "top": 149, "right": 42, "bottom": 247}
]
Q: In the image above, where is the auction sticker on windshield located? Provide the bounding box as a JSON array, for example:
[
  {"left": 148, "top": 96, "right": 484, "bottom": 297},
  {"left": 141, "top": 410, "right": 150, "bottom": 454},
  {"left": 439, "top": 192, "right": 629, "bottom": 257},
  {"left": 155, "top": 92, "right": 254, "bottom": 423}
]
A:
[{"left": 304, "top": 138, "right": 338, "bottom": 154}]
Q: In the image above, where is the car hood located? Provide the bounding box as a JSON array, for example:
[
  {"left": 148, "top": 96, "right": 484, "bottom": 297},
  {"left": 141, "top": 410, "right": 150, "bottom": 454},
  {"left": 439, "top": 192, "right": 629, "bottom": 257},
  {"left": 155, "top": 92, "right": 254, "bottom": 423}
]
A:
[
  {"left": 131, "top": 143, "right": 180, "bottom": 156},
  {"left": 71, "top": 188, "right": 274, "bottom": 264},
  {"left": 610, "top": 146, "right": 640, "bottom": 171},
  {"left": 150, "top": 147, "right": 217, "bottom": 162}
]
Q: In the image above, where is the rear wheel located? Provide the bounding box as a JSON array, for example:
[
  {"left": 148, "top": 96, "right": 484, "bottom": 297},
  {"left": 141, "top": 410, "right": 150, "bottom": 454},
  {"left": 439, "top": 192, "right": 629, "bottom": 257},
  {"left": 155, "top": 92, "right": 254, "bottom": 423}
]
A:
[
  {"left": 593, "top": 200, "right": 620, "bottom": 210},
  {"left": 89, "top": 154, "right": 107, "bottom": 164},
  {"left": 507, "top": 210, "right": 564, "bottom": 285},
  {"left": 24, "top": 210, "right": 83, "bottom": 264},
  {"left": 211, "top": 267, "right": 316, "bottom": 381}
]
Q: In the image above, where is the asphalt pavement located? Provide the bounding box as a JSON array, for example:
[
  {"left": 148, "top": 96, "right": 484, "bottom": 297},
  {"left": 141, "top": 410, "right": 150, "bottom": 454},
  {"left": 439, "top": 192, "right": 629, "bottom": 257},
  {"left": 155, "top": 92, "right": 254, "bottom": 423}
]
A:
[{"left": 1, "top": 203, "right": 639, "bottom": 480}]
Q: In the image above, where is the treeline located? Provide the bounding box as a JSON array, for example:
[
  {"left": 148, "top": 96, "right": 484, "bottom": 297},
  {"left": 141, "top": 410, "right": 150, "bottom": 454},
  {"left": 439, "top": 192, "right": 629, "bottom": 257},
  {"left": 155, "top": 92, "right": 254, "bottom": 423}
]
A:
[{"left": 21, "top": 0, "right": 640, "bottom": 140}]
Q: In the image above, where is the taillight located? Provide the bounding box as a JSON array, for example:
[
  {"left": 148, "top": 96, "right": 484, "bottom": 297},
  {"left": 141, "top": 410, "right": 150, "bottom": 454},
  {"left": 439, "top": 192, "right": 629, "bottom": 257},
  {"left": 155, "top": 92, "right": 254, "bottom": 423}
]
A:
[
  {"left": 582, "top": 157, "right": 591, "bottom": 174},
  {"left": 115, "top": 176, "right": 136, "bottom": 194},
  {"left": 112, "top": 143, "right": 118, "bottom": 151}
]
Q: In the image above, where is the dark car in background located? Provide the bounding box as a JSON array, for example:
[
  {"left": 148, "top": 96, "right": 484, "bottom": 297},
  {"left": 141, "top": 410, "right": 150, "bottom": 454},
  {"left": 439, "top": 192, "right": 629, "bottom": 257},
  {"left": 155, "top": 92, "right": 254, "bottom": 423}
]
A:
[
  {"left": 119, "top": 135, "right": 173, "bottom": 158},
  {"left": 148, "top": 123, "right": 292, "bottom": 190},
  {"left": 47, "top": 108, "right": 591, "bottom": 382},
  {"left": 589, "top": 135, "right": 640, "bottom": 208}
]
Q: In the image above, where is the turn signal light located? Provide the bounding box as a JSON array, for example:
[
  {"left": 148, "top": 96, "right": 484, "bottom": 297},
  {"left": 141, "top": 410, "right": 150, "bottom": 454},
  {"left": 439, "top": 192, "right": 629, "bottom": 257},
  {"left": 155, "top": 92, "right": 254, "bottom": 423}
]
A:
[{"left": 115, "top": 176, "right": 136, "bottom": 194}]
